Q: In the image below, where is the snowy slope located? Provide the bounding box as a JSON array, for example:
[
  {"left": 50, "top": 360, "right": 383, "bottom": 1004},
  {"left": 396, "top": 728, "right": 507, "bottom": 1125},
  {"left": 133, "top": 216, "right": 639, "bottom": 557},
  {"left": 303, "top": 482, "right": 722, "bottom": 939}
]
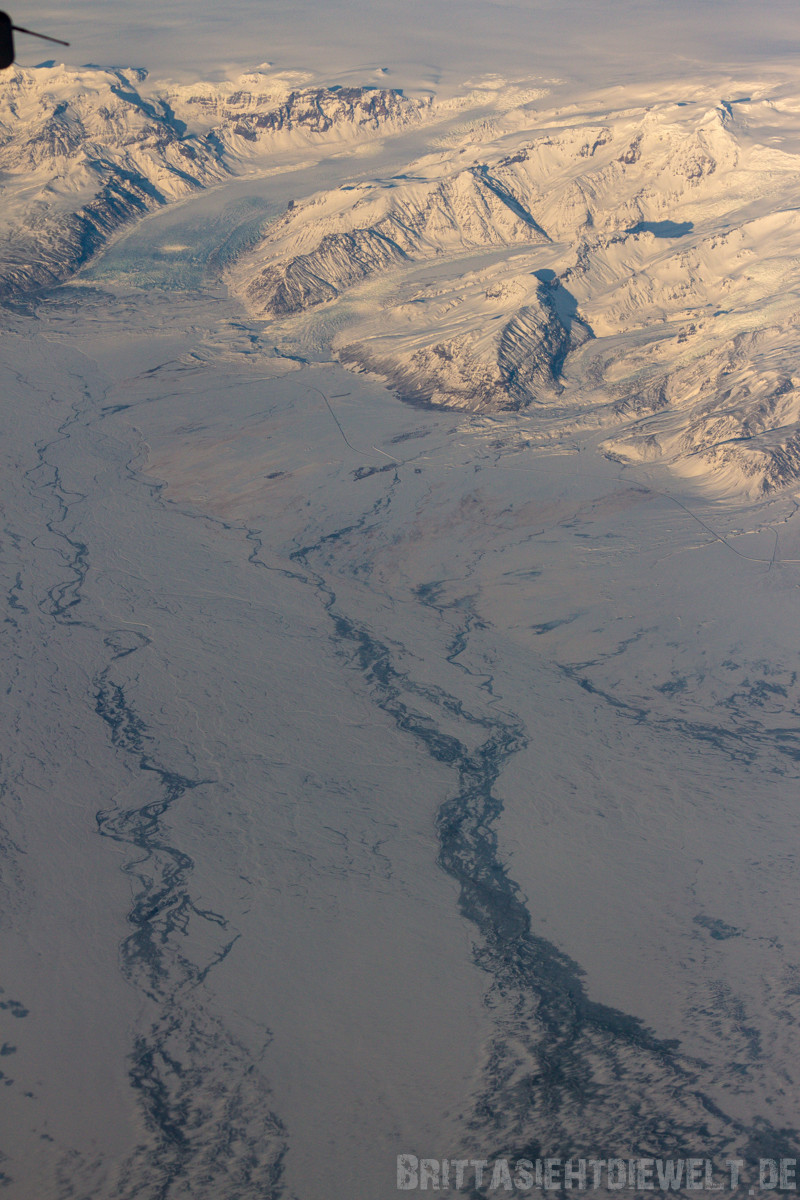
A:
[
  {"left": 226, "top": 85, "right": 800, "bottom": 495},
  {"left": 4, "top": 64, "right": 800, "bottom": 495},
  {"left": 0, "top": 65, "right": 427, "bottom": 298}
]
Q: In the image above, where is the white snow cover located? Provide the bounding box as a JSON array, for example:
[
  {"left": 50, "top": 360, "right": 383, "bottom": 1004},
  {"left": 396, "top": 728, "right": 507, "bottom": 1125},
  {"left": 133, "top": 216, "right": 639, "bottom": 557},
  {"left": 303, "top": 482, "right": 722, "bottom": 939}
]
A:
[{"left": 6, "top": 64, "right": 800, "bottom": 494}]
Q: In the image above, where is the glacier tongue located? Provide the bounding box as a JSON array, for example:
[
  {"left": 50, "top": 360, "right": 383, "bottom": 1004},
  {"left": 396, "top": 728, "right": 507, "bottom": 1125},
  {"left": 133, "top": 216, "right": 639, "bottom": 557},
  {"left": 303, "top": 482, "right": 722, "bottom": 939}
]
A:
[{"left": 0, "top": 65, "right": 427, "bottom": 302}]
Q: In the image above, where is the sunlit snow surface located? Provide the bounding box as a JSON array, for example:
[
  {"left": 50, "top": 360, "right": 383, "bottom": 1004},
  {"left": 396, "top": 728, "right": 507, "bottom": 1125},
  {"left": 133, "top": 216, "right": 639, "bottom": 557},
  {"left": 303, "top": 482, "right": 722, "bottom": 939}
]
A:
[{"left": 4, "top": 58, "right": 800, "bottom": 1200}]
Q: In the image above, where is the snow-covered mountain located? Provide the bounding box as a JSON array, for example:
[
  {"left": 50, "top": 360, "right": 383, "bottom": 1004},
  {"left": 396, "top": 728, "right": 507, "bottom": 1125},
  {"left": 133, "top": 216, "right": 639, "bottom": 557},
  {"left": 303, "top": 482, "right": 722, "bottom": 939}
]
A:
[
  {"left": 0, "top": 64, "right": 426, "bottom": 298},
  {"left": 3, "top": 64, "right": 800, "bottom": 495},
  {"left": 226, "top": 88, "right": 800, "bottom": 495}
]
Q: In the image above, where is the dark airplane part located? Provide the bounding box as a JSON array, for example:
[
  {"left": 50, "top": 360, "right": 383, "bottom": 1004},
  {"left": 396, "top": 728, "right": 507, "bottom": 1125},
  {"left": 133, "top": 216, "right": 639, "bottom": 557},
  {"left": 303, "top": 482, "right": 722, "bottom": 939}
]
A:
[
  {"left": 12, "top": 23, "right": 69, "bottom": 45},
  {"left": 0, "top": 10, "right": 70, "bottom": 68},
  {"left": 0, "top": 12, "right": 13, "bottom": 69}
]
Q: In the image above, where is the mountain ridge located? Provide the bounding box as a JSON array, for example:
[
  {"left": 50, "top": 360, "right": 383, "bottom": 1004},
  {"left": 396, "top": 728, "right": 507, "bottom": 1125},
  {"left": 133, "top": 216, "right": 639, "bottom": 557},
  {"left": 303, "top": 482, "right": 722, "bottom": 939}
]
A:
[{"left": 3, "top": 64, "right": 800, "bottom": 495}]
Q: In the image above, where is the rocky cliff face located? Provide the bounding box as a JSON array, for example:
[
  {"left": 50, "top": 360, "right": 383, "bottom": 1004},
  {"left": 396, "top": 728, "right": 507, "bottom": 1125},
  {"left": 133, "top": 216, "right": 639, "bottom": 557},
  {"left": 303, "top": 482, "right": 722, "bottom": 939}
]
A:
[
  {"left": 166, "top": 81, "right": 425, "bottom": 149},
  {"left": 337, "top": 286, "right": 588, "bottom": 412}
]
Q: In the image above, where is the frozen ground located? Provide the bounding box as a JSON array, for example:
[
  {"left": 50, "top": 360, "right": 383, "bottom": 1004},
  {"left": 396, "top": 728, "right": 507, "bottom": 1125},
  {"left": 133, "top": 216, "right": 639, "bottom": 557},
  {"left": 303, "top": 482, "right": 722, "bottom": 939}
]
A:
[{"left": 3, "top": 51, "right": 800, "bottom": 1200}]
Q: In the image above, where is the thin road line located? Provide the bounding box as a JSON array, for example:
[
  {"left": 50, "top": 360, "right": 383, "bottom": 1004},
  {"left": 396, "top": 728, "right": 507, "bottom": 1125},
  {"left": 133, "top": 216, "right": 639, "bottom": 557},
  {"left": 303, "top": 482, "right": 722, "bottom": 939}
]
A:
[{"left": 309, "top": 386, "right": 397, "bottom": 461}]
